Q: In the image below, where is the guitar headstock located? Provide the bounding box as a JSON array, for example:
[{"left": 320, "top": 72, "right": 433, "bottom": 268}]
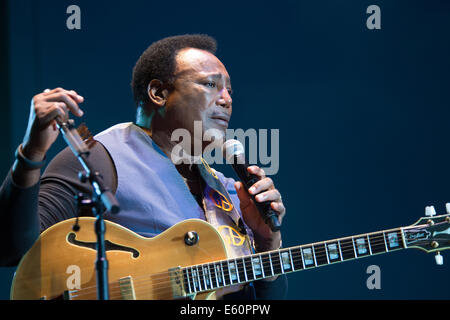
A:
[{"left": 403, "top": 205, "right": 450, "bottom": 265}]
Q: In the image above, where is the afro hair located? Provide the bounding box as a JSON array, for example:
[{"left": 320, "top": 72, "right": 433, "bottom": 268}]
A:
[{"left": 131, "top": 34, "right": 217, "bottom": 107}]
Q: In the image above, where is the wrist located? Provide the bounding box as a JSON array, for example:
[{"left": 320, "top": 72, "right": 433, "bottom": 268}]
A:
[
  {"left": 21, "top": 143, "right": 46, "bottom": 162},
  {"left": 15, "top": 143, "right": 47, "bottom": 170},
  {"left": 254, "top": 234, "right": 282, "bottom": 253}
]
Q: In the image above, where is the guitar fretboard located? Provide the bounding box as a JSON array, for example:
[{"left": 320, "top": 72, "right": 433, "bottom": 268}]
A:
[{"left": 181, "top": 228, "right": 405, "bottom": 295}]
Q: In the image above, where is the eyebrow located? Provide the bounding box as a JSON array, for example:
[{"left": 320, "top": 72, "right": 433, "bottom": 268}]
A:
[{"left": 201, "top": 72, "right": 232, "bottom": 86}]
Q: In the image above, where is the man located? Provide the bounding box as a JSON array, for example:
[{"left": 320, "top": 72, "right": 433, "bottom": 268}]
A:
[{"left": 0, "top": 34, "right": 287, "bottom": 299}]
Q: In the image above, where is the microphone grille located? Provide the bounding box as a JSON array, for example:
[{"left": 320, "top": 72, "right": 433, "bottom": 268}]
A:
[{"left": 222, "top": 139, "right": 245, "bottom": 163}]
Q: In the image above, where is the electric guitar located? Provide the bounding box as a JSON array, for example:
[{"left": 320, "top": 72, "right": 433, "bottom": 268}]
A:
[{"left": 10, "top": 209, "right": 450, "bottom": 300}]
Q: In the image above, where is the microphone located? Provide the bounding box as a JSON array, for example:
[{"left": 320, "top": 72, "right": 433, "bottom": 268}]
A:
[{"left": 222, "top": 139, "right": 281, "bottom": 232}]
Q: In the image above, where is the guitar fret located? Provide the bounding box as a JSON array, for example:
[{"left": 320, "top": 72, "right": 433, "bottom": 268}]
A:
[
  {"left": 222, "top": 261, "right": 230, "bottom": 285},
  {"left": 383, "top": 232, "right": 389, "bottom": 252},
  {"left": 206, "top": 264, "right": 213, "bottom": 289},
  {"left": 340, "top": 238, "right": 356, "bottom": 260},
  {"left": 351, "top": 237, "right": 358, "bottom": 257},
  {"left": 204, "top": 265, "right": 210, "bottom": 289},
  {"left": 244, "top": 257, "right": 255, "bottom": 280},
  {"left": 216, "top": 262, "right": 224, "bottom": 287},
  {"left": 234, "top": 258, "right": 245, "bottom": 283},
  {"left": 313, "top": 243, "right": 328, "bottom": 266},
  {"left": 311, "top": 246, "right": 318, "bottom": 267},
  {"left": 367, "top": 235, "right": 373, "bottom": 255},
  {"left": 400, "top": 228, "right": 407, "bottom": 248},
  {"left": 354, "top": 236, "right": 370, "bottom": 257},
  {"left": 198, "top": 265, "right": 206, "bottom": 291},
  {"left": 184, "top": 268, "right": 192, "bottom": 294},
  {"left": 280, "top": 249, "right": 292, "bottom": 271},
  {"left": 259, "top": 255, "right": 266, "bottom": 278},
  {"left": 289, "top": 248, "right": 295, "bottom": 270},
  {"left": 242, "top": 257, "right": 248, "bottom": 282},
  {"left": 220, "top": 262, "right": 226, "bottom": 286},
  {"left": 229, "top": 260, "right": 238, "bottom": 284},
  {"left": 338, "top": 240, "right": 344, "bottom": 261},
  {"left": 300, "top": 246, "right": 306, "bottom": 268},
  {"left": 326, "top": 242, "right": 341, "bottom": 262},
  {"left": 194, "top": 266, "right": 201, "bottom": 291},
  {"left": 278, "top": 251, "right": 286, "bottom": 273},
  {"left": 211, "top": 263, "right": 219, "bottom": 288},
  {"left": 384, "top": 229, "right": 403, "bottom": 251},
  {"left": 189, "top": 267, "right": 195, "bottom": 292},
  {"left": 324, "top": 243, "right": 330, "bottom": 264},
  {"left": 291, "top": 247, "right": 304, "bottom": 270},
  {"left": 261, "top": 253, "right": 273, "bottom": 277},
  {"left": 398, "top": 230, "right": 406, "bottom": 249},
  {"left": 269, "top": 253, "right": 274, "bottom": 276},
  {"left": 249, "top": 256, "right": 256, "bottom": 279},
  {"left": 301, "top": 247, "right": 315, "bottom": 267},
  {"left": 270, "top": 251, "right": 283, "bottom": 274},
  {"left": 368, "top": 232, "right": 385, "bottom": 254}
]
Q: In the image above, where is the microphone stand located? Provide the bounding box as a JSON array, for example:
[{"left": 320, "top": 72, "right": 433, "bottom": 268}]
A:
[{"left": 56, "top": 119, "right": 120, "bottom": 300}]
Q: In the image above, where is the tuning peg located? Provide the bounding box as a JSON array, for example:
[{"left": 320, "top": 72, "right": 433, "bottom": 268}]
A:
[
  {"left": 425, "top": 206, "right": 436, "bottom": 217},
  {"left": 435, "top": 252, "right": 444, "bottom": 265}
]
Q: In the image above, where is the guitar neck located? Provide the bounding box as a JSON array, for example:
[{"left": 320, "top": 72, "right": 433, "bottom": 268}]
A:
[{"left": 181, "top": 226, "right": 408, "bottom": 295}]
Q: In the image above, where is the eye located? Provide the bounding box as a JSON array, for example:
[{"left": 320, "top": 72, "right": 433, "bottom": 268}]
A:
[{"left": 204, "top": 81, "right": 216, "bottom": 88}]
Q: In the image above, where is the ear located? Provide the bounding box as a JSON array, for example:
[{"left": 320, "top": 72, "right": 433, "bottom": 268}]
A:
[{"left": 147, "top": 79, "right": 169, "bottom": 108}]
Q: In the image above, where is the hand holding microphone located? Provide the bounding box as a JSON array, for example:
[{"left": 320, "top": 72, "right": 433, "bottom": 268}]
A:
[{"left": 222, "top": 140, "right": 284, "bottom": 234}]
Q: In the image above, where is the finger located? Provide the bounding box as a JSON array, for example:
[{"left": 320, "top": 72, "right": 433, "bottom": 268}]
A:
[
  {"left": 271, "top": 202, "right": 286, "bottom": 221},
  {"left": 42, "top": 88, "right": 84, "bottom": 104},
  {"left": 40, "top": 103, "right": 68, "bottom": 126},
  {"left": 42, "top": 87, "right": 65, "bottom": 95},
  {"left": 247, "top": 165, "right": 266, "bottom": 179},
  {"left": 248, "top": 177, "right": 274, "bottom": 195},
  {"left": 234, "top": 181, "right": 253, "bottom": 210},
  {"left": 45, "top": 92, "right": 84, "bottom": 117},
  {"left": 254, "top": 189, "right": 281, "bottom": 203},
  {"left": 67, "top": 90, "right": 84, "bottom": 103}
]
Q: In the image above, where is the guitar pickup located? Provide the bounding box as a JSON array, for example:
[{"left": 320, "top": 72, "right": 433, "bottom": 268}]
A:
[{"left": 169, "top": 267, "right": 187, "bottom": 299}]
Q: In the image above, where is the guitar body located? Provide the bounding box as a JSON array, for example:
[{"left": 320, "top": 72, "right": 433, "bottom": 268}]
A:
[{"left": 11, "top": 217, "right": 228, "bottom": 300}]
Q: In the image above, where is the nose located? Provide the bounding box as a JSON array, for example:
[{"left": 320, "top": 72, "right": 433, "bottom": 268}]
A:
[{"left": 217, "top": 88, "right": 232, "bottom": 109}]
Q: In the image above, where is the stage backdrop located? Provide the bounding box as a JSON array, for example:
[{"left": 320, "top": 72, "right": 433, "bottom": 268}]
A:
[{"left": 1, "top": 0, "right": 450, "bottom": 299}]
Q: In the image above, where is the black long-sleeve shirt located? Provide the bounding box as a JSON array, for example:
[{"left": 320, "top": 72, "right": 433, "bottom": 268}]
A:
[{"left": 0, "top": 141, "right": 287, "bottom": 299}]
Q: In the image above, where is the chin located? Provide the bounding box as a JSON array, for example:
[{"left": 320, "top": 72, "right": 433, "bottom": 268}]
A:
[{"left": 203, "top": 127, "right": 225, "bottom": 148}]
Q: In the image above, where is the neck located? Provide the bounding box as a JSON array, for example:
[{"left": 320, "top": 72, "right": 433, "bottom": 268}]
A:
[
  {"left": 136, "top": 105, "right": 202, "bottom": 169},
  {"left": 180, "top": 226, "right": 406, "bottom": 295}
]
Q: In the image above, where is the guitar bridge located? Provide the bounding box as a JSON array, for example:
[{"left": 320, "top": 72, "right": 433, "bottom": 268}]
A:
[{"left": 118, "top": 276, "right": 136, "bottom": 300}]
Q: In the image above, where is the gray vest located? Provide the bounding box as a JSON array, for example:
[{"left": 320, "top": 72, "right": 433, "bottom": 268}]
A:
[
  {"left": 95, "top": 122, "right": 205, "bottom": 237},
  {"left": 94, "top": 123, "right": 254, "bottom": 258}
]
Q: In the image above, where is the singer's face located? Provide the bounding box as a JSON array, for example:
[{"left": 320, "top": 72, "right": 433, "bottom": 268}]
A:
[{"left": 163, "top": 48, "right": 233, "bottom": 150}]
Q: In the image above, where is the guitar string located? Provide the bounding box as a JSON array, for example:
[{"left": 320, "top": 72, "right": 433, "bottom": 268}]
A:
[
  {"left": 71, "top": 234, "right": 440, "bottom": 301},
  {"left": 69, "top": 226, "right": 444, "bottom": 299},
  {"left": 67, "top": 222, "right": 433, "bottom": 298},
  {"left": 66, "top": 233, "right": 411, "bottom": 299},
  {"left": 71, "top": 232, "right": 447, "bottom": 300},
  {"left": 67, "top": 232, "right": 417, "bottom": 300},
  {"left": 106, "top": 235, "right": 415, "bottom": 300}
]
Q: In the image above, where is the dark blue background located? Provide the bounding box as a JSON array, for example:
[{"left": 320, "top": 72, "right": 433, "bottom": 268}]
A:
[{"left": 1, "top": 0, "right": 450, "bottom": 299}]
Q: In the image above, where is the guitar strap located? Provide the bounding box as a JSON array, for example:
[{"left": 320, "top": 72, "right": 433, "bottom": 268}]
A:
[{"left": 196, "top": 158, "right": 254, "bottom": 258}]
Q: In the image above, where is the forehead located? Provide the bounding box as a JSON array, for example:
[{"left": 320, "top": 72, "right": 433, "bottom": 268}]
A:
[{"left": 174, "top": 48, "right": 230, "bottom": 80}]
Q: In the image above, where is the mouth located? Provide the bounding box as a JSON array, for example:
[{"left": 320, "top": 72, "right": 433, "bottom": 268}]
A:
[{"left": 210, "top": 113, "right": 230, "bottom": 127}]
